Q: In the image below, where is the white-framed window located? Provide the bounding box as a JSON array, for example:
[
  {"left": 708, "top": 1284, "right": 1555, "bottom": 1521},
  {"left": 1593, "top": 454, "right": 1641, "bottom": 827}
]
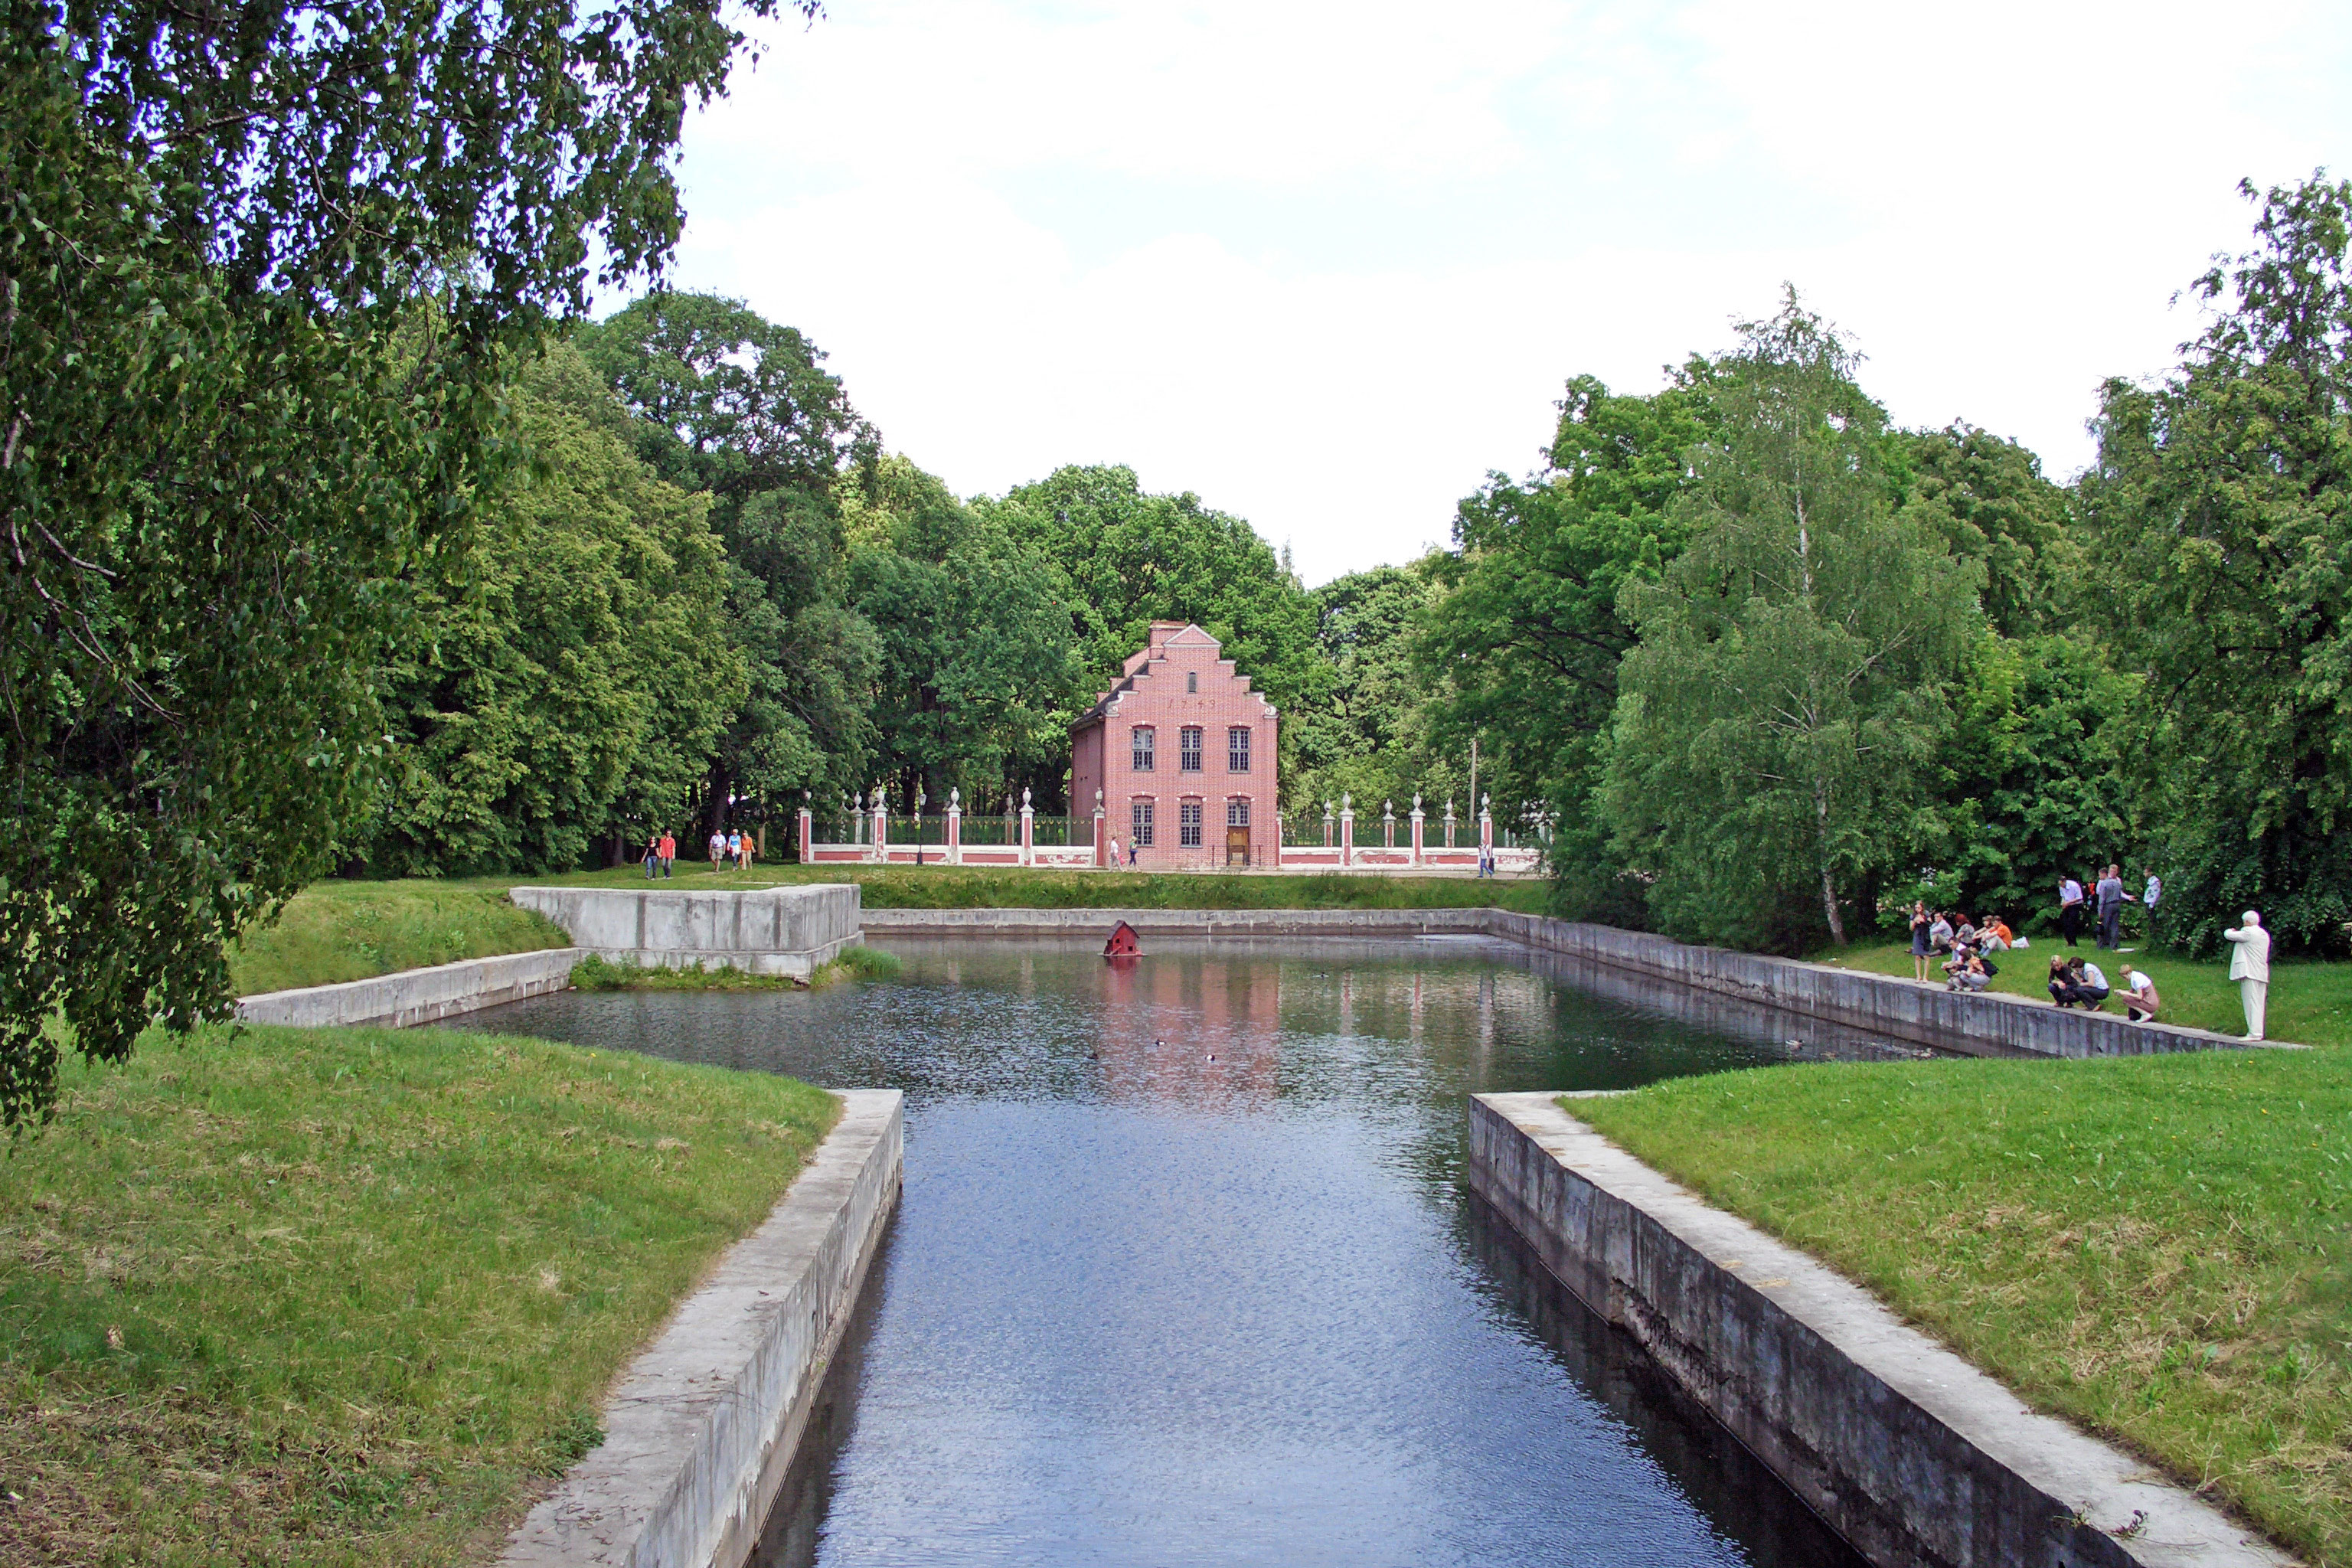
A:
[
  {"left": 1131, "top": 726, "right": 1155, "bottom": 771},
  {"left": 1227, "top": 799, "right": 1250, "bottom": 828},
  {"left": 1227, "top": 725, "right": 1251, "bottom": 772},
  {"left": 1179, "top": 725, "right": 1203, "bottom": 772},
  {"left": 1131, "top": 799, "right": 1155, "bottom": 847},
  {"left": 1179, "top": 800, "right": 1203, "bottom": 847}
]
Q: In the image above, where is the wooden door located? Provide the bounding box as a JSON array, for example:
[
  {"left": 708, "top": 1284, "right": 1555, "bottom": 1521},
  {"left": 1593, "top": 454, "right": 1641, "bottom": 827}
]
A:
[{"left": 1225, "top": 825, "right": 1251, "bottom": 867}]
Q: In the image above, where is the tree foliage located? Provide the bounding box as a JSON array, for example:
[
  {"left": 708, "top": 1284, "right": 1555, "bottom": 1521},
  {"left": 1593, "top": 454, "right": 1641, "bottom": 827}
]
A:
[
  {"left": 360, "top": 347, "right": 743, "bottom": 875},
  {"left": 1419, "top": 374, "right": 1713, "bottom": 897},
  {"left": 1290, "top": 564, "right": 1461, "bottom": 817},
  {"left": 1, "top": 0, "right": 788, "bottom": 1125},
  {"left": 1602, "top": 299, "right": 1984, "bottom": 950},
  {"left": 2089, "top": 175, "right": 2352, "bottom": 955},
  {"left": 846, "top": 459, "right": 1084, "bottom": 810}
]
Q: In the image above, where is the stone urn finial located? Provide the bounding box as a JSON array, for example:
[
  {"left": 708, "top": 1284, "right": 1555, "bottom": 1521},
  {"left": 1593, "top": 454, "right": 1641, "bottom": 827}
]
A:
[
  {"left": 949, "top": 786, "right": 960, "bottom": 810},
  {"left": 1412, "top": 792, "right": 1422, "bottom": 813},
  {"left": 1383, "top": 799, "right": 1393, "bottom": 822},
  {"left": 1341, "top": 792, "right": 1351, "bottom": 812}
]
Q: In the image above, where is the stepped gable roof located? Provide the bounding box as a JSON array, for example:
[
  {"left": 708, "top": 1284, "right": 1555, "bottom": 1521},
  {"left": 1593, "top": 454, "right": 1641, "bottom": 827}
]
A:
[{"left": 1073, "top": 621, "right": 1276, "bottom": 729}]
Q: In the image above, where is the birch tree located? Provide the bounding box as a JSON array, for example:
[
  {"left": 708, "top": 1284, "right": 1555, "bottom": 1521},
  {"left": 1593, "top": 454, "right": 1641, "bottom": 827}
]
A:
[{"left": 1602, "top": 296, "right": 1984, "bottom": 949}]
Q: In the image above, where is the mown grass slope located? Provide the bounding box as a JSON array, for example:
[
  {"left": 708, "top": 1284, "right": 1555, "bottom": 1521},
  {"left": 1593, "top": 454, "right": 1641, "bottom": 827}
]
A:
[
  {"left": 0, "top": 1024, "right": 838, "bottom": 1566},
  {"left": 1575, "top": 1047, "right": 2352, "bottom": 1565}
]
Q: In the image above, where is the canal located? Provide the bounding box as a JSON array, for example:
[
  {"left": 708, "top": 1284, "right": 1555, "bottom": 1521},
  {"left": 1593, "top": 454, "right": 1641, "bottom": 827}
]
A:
[{"left": 474, "top": 936, "right": 1902, "bottom": 1567}]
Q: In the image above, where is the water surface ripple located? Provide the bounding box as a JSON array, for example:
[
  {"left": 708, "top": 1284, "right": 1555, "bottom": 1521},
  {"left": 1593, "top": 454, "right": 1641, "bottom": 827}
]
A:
[{"left": 476, "top": 936, "right": 1890, "bottom": 1568}]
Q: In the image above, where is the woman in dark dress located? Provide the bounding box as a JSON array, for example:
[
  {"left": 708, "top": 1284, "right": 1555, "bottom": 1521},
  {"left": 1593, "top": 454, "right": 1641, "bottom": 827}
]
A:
[{"left": 1909, "top": 902, "right": 1934, "bottom": 982}]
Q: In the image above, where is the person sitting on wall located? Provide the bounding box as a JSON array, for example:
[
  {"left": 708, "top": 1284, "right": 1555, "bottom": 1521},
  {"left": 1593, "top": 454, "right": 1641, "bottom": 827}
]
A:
[
  {"left": 1954, "top": 954, "right": 1991, "bottom": 992},
  {"left": 1928, "top": 911, "right": 1955, "bottom": 952},
  {"left": 2119, "top": 967, "right": 2161, "bottom": 1023}
]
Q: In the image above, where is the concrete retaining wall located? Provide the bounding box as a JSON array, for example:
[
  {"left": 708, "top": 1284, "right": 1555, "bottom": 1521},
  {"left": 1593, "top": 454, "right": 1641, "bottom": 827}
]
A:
[
  {"left": 503, "top": 1089, "right": 903, "bottom": 1568},
  {"left": 235, "top": 947, "right": 583, "bottom": 1028},
  {"left": 1483, "top": 913, "right": 2258, "bottom": 1059},
  {"left": 860, "top": 906, "right": 2261, "bottom": 1058},
  {"left": 513, "top": 884, "right": 862, "bottom": 978},
  {"left": 1468, "top": 1093, "right": 2297, "bottom": 1568}
]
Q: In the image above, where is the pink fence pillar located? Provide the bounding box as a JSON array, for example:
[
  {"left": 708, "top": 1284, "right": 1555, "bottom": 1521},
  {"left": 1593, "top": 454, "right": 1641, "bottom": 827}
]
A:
[
  {"left": 946, "top": 788, "right": 962, "bottom": 865},
  {"left": 798, "top": 796, "right": 813, "bottom": 863},
  {"left": 1020, "top": 789, "right": 1035, "bottom": 866},
  {"left": 1340, "top": 795, "right": 1355, "bottom": 868},
  {"left": 1410, "top": 797, "right": 1425, "bottom": 866}
]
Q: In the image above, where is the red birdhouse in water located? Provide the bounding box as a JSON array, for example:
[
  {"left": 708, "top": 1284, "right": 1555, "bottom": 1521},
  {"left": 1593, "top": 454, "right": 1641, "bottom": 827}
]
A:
[{"left": 1102, "top": 920, "right": 1142, "bottom": 959}]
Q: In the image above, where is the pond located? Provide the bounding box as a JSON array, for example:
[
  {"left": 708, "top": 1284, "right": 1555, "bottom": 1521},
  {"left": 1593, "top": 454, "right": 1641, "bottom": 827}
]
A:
[{"left": 474, "top": 936, "right": 1906, "bottom": 1567}]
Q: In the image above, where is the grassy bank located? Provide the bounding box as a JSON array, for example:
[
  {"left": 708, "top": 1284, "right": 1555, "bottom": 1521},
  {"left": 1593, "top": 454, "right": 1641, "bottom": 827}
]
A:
[
  {"left": 1817, "top": 937, "right": 2352, "bottom": 1048},
  {"left": 1575, "top": 1048, "right": 2351, "bottom": 1566},
  {"left": 230, "top": 882, "right": 571, "bottom": 997},
  {"left": 236, "top": 864, "right": 1547, "bottom": 994},
  {"left": 0, "top": 1023, "right": 838, "bottom": 1566}
]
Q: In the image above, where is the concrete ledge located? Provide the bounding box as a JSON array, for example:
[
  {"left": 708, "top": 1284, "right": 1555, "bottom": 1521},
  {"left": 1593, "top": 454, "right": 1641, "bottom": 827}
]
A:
[
  {"left": 513, "top": 885, "right": 863, "bottom": 978},
  {"left": 1468, "top": 1093, "right": 2298, "bottom": 1568},
  {"left": 1484, "top": 913, "right": 2270, "bottom": 1059},
  {"left": 234, "top": 947, "right": 583, "bottom": 1028},
  {"left": 502, "top": 1089, "right": 903, "bottom": 1568}
]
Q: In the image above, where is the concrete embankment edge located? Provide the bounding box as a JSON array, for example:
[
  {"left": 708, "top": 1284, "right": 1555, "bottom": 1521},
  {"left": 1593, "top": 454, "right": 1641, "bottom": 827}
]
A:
[
  {"left": 860, "top": 906, "right": 2260, "bottom": 1058},
  {"left": 1467, "top": 1093, "right": 2296, "bottom": 1568},
  {"left": 501, "top": 1089, "right": 903, "bottom": 1568},
  {"left": 235, "top": 947, "right": 583, "bottom": 1028},
  {"left": 513, "top": 884, "right": 863, "bottom": 978}
]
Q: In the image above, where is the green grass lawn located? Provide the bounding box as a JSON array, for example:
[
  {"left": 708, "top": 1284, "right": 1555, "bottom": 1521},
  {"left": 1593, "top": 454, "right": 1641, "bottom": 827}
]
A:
[
  {"left": 0, "top": 1023, "right": 838, "bottom": 1566},
  {"left": 230, "top": 882, "right": 572, "bottom": 997},
  {"left": 1817, "top": 937, "right": 2352, "bottom": 1048},
  {"left": 234, "top": 863, "right": 1549, "bottom": 994},
  {"left": 1575, "top": 1047, "right": 2352, "bottom": 1566}
]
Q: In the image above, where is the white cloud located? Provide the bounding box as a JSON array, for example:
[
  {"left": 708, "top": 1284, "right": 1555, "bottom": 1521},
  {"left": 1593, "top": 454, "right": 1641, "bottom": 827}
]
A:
[{"left": 650, "top": 0, "right": 2352, "bottom": 583}]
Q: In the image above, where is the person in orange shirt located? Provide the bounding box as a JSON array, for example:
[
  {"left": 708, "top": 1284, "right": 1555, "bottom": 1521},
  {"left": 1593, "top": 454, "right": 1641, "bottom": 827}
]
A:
[{"left": 657, "top": 830, "right": 676, "bottom": 878}]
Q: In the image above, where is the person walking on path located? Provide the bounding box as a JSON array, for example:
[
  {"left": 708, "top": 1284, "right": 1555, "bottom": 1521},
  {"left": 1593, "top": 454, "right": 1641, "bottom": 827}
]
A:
[
  {"left": 708, "top": 828, "right": 726, "bottom": 873},
  {"left": 726, "top": 828, "right": 742, "bottom": 872},
  {"left": 1909, "top": 902, "right": 1934, "bottom": 982},
  {"left": 1107, "top": 835, "right": 1123, "bottom": 870},
  {"left": 2058, "top": 874, "right": 2086, "bottom": 946},
  {"left": 642, "top": 832, "right": 661, "bottom": 880},
  {"left": 2095, "top": 865, "right": 2130, "bottom": 949},
  {"left": 658, "top": 830, "right": 676, "bottom": 879},
  {"left": 2223, "top": 910, "right": 2271, "bottom": 1040}
]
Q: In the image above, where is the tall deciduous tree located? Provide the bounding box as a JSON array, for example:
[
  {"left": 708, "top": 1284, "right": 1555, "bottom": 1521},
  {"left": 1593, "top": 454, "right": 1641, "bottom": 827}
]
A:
[
  {"left": 848, "top": 459, "right": 1085, "bottom": 809},
  {"left": 0, "top": 0, "right": 792, "bottom": 1125},
  {"left": 580, "top": 293, "right": 882, "bottom": 835},
  {"left": 2089, "top": 175, "right": 2352, "bottom": 954},
  {"left": 1603, "top": 297, "right": 1984, "bottom": 950},
  {"left": 1291, "top": 563, "right": 1461, "bottom": 818},
  {"left": 361, "top": 346, "right": 743, "bottom": 874},
  {"left": 1419, "top": 373, "right": 1713, "bottom": 908}
]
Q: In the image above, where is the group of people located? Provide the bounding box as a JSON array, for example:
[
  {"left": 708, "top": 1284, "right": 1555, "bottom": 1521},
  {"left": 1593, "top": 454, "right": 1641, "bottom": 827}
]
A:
[
  {"left": 1907, "top": 906, "right": 2017, "bottom": 988},
  {"left": 2056, "top": 865, "right": 2160, "bottom": 949},
  {"left": 2047, "top": 952, "right": 2161, "bottom": 1020},
  {"left": 639, "top": 827, "right": 756, "bottom": 877}
]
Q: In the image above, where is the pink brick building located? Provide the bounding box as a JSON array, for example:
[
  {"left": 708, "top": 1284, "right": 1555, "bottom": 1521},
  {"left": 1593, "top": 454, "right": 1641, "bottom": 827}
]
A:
[{"left": 1070, "top": 622, "right": 1279, "bottom": 869}]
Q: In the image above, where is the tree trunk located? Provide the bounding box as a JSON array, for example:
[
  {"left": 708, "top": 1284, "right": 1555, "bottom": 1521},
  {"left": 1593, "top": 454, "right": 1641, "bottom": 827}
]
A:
[
  {"left": 1815, "top": 782, "right": 1846, "bottom": 945},
  {"left": 705, "top": 759, "right": 732, "bottom": 839}
]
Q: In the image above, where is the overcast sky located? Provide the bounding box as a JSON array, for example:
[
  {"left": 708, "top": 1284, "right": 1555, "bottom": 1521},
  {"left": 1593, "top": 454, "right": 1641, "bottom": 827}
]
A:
[{"left": 648, "top": 0, "right": 2352, "bottom": 586}]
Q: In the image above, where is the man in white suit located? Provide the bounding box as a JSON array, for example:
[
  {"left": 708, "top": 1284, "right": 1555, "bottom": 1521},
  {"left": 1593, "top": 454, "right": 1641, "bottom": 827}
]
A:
[{"left": 2222, "top": 910, "right": 2272, "bottom": 1041}]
